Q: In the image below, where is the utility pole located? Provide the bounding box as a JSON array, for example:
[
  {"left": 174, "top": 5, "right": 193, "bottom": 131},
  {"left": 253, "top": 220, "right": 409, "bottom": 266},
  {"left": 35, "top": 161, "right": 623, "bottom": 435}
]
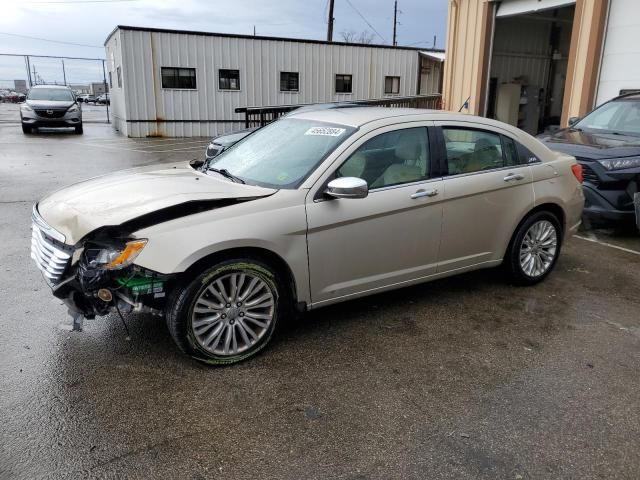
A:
[
  {"left": 62, "top": 59, "right": 67, "bottom": 85},
  {"left": 433, "top": 35, "right": 437, "bottom": 48},
  {"left": 253, "top": 25, "right": 256, "bottom": 36},
  {"left": 25, "top": 56, "right": 32, "bottom": 87},
  {"left": 392, "top": 0, "right": 398, "bottom": 46},
  {"left": 327, "top": 0, "right": 335, "bottom": 42}
]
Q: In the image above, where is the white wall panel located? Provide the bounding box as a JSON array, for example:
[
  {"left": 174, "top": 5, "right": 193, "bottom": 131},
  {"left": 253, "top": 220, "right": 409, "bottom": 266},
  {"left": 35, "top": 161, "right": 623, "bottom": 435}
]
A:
[
  {"left": 110, "top": 27, "right": 423, "bottom": 137},
  {"left": 596, "top": 0, "right": 640, "bottom": 105}
]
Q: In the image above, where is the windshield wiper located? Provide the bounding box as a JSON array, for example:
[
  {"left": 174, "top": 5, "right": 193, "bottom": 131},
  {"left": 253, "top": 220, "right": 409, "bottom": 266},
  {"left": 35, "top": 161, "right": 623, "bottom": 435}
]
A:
[{"left": 208, "top": 167, "right": 245, "bottom": 184}]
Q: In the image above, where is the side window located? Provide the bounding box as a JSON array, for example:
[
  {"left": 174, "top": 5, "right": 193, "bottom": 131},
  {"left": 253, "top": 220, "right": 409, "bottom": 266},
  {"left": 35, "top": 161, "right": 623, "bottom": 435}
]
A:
[
  {"left": 502, "top": 135, "right": 520, "bottom": 166},
  {"left": 219, "top": 69, "right": 240, "bottom": 90},
  {"left": 337, "top": 128, "right": 429, "bottom": 189},
  {"left": 442, "top": 127, "right": 504, "bottom": 175}
]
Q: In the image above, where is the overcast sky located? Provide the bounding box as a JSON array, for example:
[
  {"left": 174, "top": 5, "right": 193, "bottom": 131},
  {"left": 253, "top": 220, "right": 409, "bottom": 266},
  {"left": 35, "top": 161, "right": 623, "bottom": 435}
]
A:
[{"left": 0, "top": 0, "right": 448, "bottom": 88}]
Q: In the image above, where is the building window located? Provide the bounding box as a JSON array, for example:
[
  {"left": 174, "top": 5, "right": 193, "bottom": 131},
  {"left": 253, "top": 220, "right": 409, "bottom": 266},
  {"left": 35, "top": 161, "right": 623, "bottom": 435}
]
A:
[
  {"left": 108, "top": 72, "right": 112, "bottom": 89},
  {"left": 219, "top": 69, "right": 240, "bottom": 90},
  {"left": 280, "top": 72, "right": 299, "bottom": 92},
  {"left": 117, "top": 67, "right": 122, "bottom": 88},
  {"left": 161, "top": 67, "right": 197, "bottom": 89},
  {"left": 384, "top": 76, "right": 400, "bottom": 94},
  {"left": 335, "top": 74, "right": 352, "bottom": 93}
]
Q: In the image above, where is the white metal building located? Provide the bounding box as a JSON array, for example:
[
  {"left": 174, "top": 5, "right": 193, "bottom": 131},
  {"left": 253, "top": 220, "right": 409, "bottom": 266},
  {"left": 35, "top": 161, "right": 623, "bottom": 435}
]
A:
[{"left": 104, "top": 26, "right": 444, "bottom": 138}]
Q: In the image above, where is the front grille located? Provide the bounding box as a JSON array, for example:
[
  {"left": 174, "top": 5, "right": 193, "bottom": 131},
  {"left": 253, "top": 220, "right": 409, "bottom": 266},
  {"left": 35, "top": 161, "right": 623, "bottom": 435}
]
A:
[
  {"left": 30, "top": 210, "right": 72, "bottom": 285},
  {"left": 581, "top": 164, "right": 600, "bottom": 185},
  {"left": 34, "top": 109, "right": 67, "bottom": 118}
]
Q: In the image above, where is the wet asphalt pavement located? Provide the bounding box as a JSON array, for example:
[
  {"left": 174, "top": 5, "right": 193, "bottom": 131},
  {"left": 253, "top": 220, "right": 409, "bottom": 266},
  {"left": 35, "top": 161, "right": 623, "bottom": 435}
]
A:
[{"left": 1, "top": 121, "right": 639, "bottom": 480}]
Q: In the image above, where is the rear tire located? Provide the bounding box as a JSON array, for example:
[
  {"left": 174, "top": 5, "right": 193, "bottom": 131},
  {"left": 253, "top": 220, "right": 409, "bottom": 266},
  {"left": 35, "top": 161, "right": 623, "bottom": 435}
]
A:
[
  {"left": 166, "top": 258, "right": 286, "bottom": 365},
  {"left": 75, "top": 124, "right": 83, "bottom": 134},
  {"left": 505, "top": 211, "right": 562, "bottom": 285},
  {"left": 22, "top": 124, "right": 32, "bottom": 134}
]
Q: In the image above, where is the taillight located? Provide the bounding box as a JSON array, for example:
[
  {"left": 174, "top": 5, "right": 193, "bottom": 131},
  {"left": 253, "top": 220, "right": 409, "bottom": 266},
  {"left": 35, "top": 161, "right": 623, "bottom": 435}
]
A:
[{"left": 571, "top": 164, "right": 583, "bottom": 183}]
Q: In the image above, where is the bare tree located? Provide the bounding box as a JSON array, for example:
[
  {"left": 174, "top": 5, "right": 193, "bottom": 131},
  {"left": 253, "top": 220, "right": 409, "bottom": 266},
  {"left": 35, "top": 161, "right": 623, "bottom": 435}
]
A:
[{"left": 339, "top": 29, "right": 375, "bottom": 44}]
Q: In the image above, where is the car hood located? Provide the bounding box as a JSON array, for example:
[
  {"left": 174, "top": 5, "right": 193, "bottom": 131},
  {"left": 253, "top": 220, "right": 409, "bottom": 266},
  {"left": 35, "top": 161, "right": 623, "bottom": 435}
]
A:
[
  {"left": 37, "top": 161, "right": 276, "bottom": 244},
  {"left": 540, "top": 128, "right": 640, "bottom": 160},
  {"left": 26, "top": 99, "right": 74, "bottom": 109}
]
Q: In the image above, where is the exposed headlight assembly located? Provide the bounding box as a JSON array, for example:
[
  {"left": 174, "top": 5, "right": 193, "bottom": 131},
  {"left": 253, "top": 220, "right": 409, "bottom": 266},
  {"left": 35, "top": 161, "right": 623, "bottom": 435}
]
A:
[
  {"left": 21, "top": 104, "right": 33, "bottom": 112},
  {"left": 93, "top": 239, "right": 147, "bottom": 270},
  {"left": 67, "top": 104, "right": 79, "bottom": 113},
  {"left": 598, "top": 157, "right": 640, "bottom": 170}
]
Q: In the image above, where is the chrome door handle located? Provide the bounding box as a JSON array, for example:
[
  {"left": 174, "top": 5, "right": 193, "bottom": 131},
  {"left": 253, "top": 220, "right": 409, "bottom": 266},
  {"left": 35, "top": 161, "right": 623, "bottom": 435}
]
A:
[
  {"left": 503, "top": 173, "right": 525, "bottom": 182},
  {"left": 411, "top": 189, "right": 438, "bottom": 199}
]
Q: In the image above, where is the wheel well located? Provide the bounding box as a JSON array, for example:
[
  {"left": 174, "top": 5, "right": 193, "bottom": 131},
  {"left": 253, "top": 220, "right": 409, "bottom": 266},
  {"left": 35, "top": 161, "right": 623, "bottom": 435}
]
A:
[
  {"left": 179, "top": 247, "right": 298, "bottom": 303},
  {"left": 528, "top": 203, "right": 565, "bottom": 233},
  {"left": 505, "top": 203, "right": 566, "bottom": 257}
]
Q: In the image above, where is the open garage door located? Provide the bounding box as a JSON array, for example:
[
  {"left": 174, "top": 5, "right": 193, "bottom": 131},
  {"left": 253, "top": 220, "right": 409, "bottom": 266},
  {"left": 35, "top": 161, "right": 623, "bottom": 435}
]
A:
[
  {"left": 497, "top": 0, "right": 575, "bottom": 18},
  {"left": 487, "top": 3, "right": 576, "bottom": 135}
]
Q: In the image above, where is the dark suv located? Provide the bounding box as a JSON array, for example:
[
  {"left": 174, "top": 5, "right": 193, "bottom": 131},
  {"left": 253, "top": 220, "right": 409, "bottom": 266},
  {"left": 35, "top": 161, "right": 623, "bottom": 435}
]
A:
[{"left": 541, "top": 93, "right": 640, "bottom": 228}]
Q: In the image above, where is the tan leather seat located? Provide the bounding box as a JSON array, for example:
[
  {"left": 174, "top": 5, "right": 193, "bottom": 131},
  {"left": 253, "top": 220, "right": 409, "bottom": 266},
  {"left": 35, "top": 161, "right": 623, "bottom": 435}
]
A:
[
  {"left": 372, "top": 131, "right": 427, "bottom": 187},
  {"left": 464, "top": 138, "right": 501, "bottom": 172}
]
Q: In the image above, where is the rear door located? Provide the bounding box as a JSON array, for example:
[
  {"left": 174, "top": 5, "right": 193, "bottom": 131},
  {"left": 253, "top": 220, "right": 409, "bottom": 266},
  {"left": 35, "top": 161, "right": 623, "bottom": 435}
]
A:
[{"left": 434, "top": 121, "right": 535, "bottom": 271}]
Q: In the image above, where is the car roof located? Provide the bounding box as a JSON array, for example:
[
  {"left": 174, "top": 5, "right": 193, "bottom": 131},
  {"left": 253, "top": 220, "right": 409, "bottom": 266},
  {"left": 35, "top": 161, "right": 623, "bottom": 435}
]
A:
[
  {"left": 288, "top": 106, "right": 522, "bottom": 132},
  {"left": 611, "top": 92, "right": 640, "bottom": 101},
  {"left": 30, "top": 84, "right": 72, "bottom": 90}
]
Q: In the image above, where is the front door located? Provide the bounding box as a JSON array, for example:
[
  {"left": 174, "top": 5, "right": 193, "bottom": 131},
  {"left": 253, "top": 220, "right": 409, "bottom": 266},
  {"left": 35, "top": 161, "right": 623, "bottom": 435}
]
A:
[
  {"left": 306, "top": 124, "right": 444, "bottom": 306},
  {"left": 434, "top": 122, "right": 535, "bottom": 271}
]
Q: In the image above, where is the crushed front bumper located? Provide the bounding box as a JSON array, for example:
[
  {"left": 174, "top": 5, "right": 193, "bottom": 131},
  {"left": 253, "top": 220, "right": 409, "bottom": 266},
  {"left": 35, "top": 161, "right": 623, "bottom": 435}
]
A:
[{"left": 30, "top": 205, "right": 170, "bottom": 321}]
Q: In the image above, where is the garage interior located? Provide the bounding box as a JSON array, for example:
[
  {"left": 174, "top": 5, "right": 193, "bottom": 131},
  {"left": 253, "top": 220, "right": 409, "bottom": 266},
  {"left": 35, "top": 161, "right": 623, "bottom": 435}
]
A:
[{"left": 487, "top": 4, "right": 576, "bottom": 135}]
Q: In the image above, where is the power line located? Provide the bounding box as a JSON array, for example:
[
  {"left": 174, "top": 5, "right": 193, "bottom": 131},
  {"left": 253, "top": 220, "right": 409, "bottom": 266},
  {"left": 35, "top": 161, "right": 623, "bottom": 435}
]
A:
[
  {"left": 0, "top": 32, "right": 102, "bottom": 48},
  {"left": 344, "top": 0, "right": 387, "bottom": 43}
]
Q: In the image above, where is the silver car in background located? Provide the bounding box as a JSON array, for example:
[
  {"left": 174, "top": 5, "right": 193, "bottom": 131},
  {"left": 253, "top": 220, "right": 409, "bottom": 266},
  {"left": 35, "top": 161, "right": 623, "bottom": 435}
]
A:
[
  {"left": 20, "top": 85, "right": 83, "bottom": 134},
  {"left": 31, "top": 108, "right": 584, "bottom": 365}
]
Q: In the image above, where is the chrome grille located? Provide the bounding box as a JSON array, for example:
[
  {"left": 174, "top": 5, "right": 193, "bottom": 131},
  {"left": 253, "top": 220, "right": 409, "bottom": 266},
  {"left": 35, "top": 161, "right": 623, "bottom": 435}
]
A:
[
  {"left": 34, "top": 109, "right": 67, "bottom": 118},
  {"left": 30, "top": 208, "right": 72, "bottom": 284}
]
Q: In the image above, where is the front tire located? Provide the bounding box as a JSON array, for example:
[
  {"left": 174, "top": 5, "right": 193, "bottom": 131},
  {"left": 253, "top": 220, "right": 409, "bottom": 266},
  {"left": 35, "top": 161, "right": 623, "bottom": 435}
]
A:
[
  {"left": 22, "top": 124, "right": 32, "bottom": 134},
  {"left": 505, "top": 211, "right": 562, "bottom": 285},
  {"left": 75, "top": 124, "right": 83, "bottom": 134},
  {"left": 166, "top": 258, "right": 284, "bottom": 365}
]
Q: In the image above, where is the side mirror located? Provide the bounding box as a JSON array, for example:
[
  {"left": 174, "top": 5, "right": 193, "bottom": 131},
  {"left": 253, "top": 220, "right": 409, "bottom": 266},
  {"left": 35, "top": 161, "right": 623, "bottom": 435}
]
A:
[
  {"left": 568, "top": 116, "right": 581, "bottom": 127},
  {"left": 325, "top": 177, "right": 368, "bottom": 199}
]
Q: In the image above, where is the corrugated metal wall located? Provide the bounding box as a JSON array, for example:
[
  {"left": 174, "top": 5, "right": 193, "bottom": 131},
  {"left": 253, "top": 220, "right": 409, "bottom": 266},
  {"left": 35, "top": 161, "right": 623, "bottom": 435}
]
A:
[
  {"left": 490, "top": 17, "right": 553, "bottom": 90},
  {"left": 419, "top": 57, "right": 443, "bottom": 94},
  {"left": 107, "top": 29, "right": 422, "bottom": 137}
]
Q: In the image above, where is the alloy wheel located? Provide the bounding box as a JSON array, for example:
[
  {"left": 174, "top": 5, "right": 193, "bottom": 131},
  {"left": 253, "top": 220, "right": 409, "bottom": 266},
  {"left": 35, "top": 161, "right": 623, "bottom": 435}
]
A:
[
  {"left": 519, "top": 220, "right": 558, "bottom": 278},
  {"left": 191, "top": 272, "right": 275, "bottom": 356}
]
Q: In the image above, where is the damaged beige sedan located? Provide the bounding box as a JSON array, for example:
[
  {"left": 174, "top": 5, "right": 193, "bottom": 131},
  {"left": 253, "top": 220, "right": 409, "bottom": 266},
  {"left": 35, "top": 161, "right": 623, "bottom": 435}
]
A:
[{"left": 31, "top": 108, "right": 584, "bottom": 364}]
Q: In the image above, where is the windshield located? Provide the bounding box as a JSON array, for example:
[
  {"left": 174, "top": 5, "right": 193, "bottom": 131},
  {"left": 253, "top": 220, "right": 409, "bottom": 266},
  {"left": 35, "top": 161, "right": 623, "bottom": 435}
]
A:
[
  {"left": 27, "top": 88, "right": 74, "bottom": 101},
  {"left": 207, "top": 118, "right": 356, "bottom": 188},
  {"left": 576, "top": 99, "right": 640, "bottom": 136}
]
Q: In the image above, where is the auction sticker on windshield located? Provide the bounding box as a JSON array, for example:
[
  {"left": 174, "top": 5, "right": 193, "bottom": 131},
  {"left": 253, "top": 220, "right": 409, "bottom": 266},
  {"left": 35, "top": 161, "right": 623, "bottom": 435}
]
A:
[{"left": 305, "top": 127, "right": 346, "bottom": 136}]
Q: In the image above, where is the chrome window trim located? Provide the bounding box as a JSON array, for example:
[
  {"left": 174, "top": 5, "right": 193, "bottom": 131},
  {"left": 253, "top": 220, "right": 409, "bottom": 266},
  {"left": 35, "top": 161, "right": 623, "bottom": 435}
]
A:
[
  {"left": 368, "top": 176, "right": 442, "bottom": 193},
  {"left": 442, "top": 164, "right": 531, "bottom": 180}
]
